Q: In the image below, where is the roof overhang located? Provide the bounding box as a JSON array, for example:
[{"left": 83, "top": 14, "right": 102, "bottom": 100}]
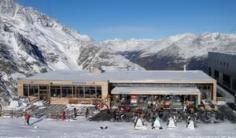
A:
[{"left": 111, "top": 86, "right": 201, "bottom": 95}]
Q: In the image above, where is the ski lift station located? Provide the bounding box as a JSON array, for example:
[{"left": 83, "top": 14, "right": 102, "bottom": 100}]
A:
[{"left": 17, "top": 70, "right": 217, "bottom": 109}]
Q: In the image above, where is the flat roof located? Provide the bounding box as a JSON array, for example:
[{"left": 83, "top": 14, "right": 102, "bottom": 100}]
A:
[
  {"left": 111, "top": 86, "right": 201, "bottom": 95},
  {"left": 23, "top": 70, "right": 215, "bottom": 83},
  {"left": 209, "top": 51, "right": 236, "bottom": 56}
]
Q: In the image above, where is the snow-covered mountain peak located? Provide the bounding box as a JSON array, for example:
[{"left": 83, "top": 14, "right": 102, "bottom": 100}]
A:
[
  {"left": 0, "top": 0, "right": 18, "bottom": 17},
  {"left": 166, "top": 33, "right": 197, "bottom": 42},
  {"left": 200, "top": 32, "right": 236, "bottom": 41}
]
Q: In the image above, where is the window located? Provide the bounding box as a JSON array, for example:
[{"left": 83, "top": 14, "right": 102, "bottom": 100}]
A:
[
  {"left": 76, "top": 86, "right": 102, "bottom": 98},
  {"left": 51, "top": 86, "right": 61, "bottom": 97},
  {"left": 84, "top": 87, "right": 91, "bottom": 98},
  {"left": 75, "top": 87, "right": 84, "bottom": 98},
  {"left": 97, "top": 87, "right": 102, "bottom": 98},
  {"left": 29, "top": 85, "right": 39, "bottom": 97},
  {"left": 214, "top": 70, "right": 219, "bottom": 80},
  {"left": 208, "top": 67, "right": 212, "bottom": 76},
  {"left": 39, "top": 86, "right": 48, "bottom": 90},
  {"left": 39, "top": 85, "right": 48, "bottom": 95},
  {"left": 232, "top": 78, "right": 236, "bottom": 91},
  {"left": 61, "top": 86, "right": 72, "bottom": 97},
  {"left": 223, "top": 74, "right": 231, "bottom": 88},
  {"left": 89, "top": 87, "right": 96, "bottom": 98},
  {"left": 203, "top": 85, "right": 209, "bottom": 90},
  {"left": 23, "top": 85, "right": 29, "bottom": 96}
]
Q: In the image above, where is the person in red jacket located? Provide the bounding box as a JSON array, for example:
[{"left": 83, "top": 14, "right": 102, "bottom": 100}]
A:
[
  {"left": 24, "top": 112, "right": 31, "bottom": 125},
  {"left": 61, "top": 111, "right": 66, "bottom": 121}
]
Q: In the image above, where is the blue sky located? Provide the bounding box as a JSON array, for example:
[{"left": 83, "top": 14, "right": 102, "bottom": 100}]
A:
[{"left": 17, "top": 0, "right": 236, "bottom": 40}]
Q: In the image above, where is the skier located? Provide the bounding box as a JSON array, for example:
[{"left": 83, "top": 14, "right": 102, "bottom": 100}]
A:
[
  {"left": 134, "top": 116, "right": 147, "bottom": 130},
  {"left": 186, "top": 116, "right": 195, "bottom": 130},
  {"left": 85, "top": 108, "right": 89, "bottom": 119},
  {"left": 133, "top": 115, "right": 138, "bottom": 127},
  {"left": 183, "top": 103, "right": 187, "bottom": 113},
  {"left": 24, "top": 112, "right": 31, "bottom": 126},
  {"left": 167, "top": 115, "right": 176, "bottom": 128},
  {"left": 73, "top": 108, "right": 77, "bottom": 119},
  {"left": 61, "top": 111, "right": 66, "bottom": 121},
  {"left": 187, "top": 119, "right": 195, "bottom": 129},
  {"left": 152, "top": 116, "right": 163, "bottom": 130}
]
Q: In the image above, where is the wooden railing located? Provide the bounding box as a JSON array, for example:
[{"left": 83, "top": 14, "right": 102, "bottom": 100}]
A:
[{"left": 217, "top": 97, "right": 225, "bottom": 101}]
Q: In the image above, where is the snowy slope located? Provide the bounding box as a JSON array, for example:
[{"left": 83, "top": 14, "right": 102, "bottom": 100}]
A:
[
  {"left": 0, "top": 0, "right": 143, "bottom": 103},
  {"left": 0, "top": 117, "right": 236, "bottom": 138}
]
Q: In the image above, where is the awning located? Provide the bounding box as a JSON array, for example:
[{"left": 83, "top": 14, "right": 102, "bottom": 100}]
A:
[{"left": 111, "top": 86, "right": 201, "bottom": 95}]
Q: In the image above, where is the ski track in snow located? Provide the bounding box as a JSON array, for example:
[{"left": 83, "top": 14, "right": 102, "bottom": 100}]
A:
[{"left": 0, "top": 117, "right": 236, "bottom": 138}]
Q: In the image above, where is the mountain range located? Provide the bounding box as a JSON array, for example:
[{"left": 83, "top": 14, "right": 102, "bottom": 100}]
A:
[{"left": 0, "top": 0, "right": 236, "bottom": 104}]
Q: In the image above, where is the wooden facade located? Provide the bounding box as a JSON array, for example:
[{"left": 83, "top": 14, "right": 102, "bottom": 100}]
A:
[
  {"left": 17, "top": 70, "right": 217, "bottom": 106},
  {"left": 17, "top": 80, "right": 110, "bottom": 106},
  {"left": 18, "top": 79, "right": 217, "bottom": 106}
]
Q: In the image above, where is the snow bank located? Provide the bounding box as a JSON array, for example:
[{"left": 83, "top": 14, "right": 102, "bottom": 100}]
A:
[
  {"left": 66, "top": 104, "right": 95, "bottom": 110},
  {"left": 33, "top": 101, "right": 44, "bottom": 107},
  {"left": 3, "top": 98, "right": 29, "bottom": 110},
  {"left": 217, "top": 101, "right": 226, "bottom": 105},
  {"left": 8, "top": 100, "right": 19, "bottom": 108}
]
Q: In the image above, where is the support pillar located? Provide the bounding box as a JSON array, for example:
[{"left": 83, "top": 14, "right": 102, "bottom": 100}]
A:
[
  {"left": 197, "top": 94, "right": 201, "bottom": 105},
  {"left": 60, "top": 85, "right": 62, "bottom": 98},
  {"left": 212, "top": 81, "right": 217, "bottom": 104}
]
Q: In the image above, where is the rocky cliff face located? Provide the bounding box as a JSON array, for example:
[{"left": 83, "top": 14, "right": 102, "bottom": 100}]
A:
[{"left": 0, "top": 0, "right": 143, "bottom": 104}]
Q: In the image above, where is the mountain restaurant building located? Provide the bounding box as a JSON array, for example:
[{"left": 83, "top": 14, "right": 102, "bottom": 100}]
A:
[{"left": 17, "top": 70, "right": 217, "bottom": 109}]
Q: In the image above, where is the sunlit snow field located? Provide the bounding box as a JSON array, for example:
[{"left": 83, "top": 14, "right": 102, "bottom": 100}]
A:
[{"left": 0, "top": 117, "right": 236, "bottom": 138}]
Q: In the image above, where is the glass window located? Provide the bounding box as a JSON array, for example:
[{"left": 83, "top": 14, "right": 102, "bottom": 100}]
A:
[
  {"left": 97, "top": 87, "right": 102, "bottom": 98},
  {"left": 214, "top": 70, "right": 219, "bottom": 80},
  {"left": 51, "top": 86, "right": 61, "bottom": 97},
  {"left": 84, "top": 87, "right": 90, "bottom": 98},
  {"left": 77, "top": 87, "right": 84, "bottom": 98},
  {"left": 29, "top": 85, "right": 39, "bottom": 97},
  {"left": 232, "top": 79, "right": 236, "bottom": 91},
  {"left": 39, "top": 85, "right": 48, "bottom": 95},
  {"left": 67, "top": 87, "right": 73, "bottom": 97},
  {"left": 89, "top": 87, "right": 96, "bottom": 98},
  {"left": 39, "top": 86, "right": 48, "bottom": 90},
  {"left": 61, "top": 86, "right": 72, "bottom": 97},
  {"left": 23, "top": 85, "right": 29, "bottom": 96},
  {"left": 75, "top": 86, "right": 102, "bottom": 98},
  {"left": 208, "top": 67, "right": 211, "bottom": 76},
  {"left": 223, "top": 74, "right": 231, "bottom": 88}
]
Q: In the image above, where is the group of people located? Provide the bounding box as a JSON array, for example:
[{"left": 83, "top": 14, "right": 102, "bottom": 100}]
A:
[
  {"left": 60, "top": 107, "right": 78, "bottom": 120},
  {"left": 23, "top": 107, "right": 79, "bottom": 126},
  {"left": 133, "top": 113, "right": 196, "bottom": 130}
]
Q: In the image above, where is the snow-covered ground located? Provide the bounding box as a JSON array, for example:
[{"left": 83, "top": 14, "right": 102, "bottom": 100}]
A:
[{"left": 0, "top": 117, "right": 236, "bottom": 138}]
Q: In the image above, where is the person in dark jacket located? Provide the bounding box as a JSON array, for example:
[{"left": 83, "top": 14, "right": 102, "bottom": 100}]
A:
[
  {"left": 85, "top": 108, "right": 89, "bottom": 118},
  {"left": 73, "top": 108, "right": 77, "bottom": 119}
]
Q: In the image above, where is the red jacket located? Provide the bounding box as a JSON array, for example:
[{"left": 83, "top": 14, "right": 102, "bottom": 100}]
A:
[{"left": 24, "top": 113, "right": 31, "bottom": 120}]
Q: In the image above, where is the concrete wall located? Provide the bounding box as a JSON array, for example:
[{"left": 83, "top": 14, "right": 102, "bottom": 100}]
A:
[{"left": 208, "top": 52, "right": 236, "bottom": 97}]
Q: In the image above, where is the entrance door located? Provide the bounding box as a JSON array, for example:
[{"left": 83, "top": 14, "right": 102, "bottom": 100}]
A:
[{"left": 39, "top": 85, "right": 49, "bottom": 102}]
